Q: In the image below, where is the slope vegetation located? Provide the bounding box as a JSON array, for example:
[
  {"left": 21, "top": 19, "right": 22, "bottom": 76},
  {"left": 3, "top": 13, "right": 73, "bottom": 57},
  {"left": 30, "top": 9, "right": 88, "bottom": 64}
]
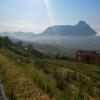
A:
[{"left": 0, "top": 37, "right": 100, "bottom": 100}]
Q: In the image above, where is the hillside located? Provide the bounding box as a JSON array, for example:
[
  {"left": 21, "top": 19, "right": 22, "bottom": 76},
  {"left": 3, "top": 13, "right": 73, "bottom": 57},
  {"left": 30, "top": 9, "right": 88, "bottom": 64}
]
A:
[{"left": 0, "top": 37, "right": 100, "bottom": 100}]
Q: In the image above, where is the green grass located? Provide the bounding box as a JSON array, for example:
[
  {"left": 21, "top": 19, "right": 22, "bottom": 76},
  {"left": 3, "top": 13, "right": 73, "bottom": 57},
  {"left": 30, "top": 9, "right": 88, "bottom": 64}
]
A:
[{"left": 0, "top": 37, "right": 100, "bottom": 100}]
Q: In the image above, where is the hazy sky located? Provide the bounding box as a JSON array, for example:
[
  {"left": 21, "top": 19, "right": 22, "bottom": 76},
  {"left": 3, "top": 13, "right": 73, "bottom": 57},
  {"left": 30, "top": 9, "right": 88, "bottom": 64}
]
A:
[{"left": 0, "top": 0, "right": 100, "bottom": 34}]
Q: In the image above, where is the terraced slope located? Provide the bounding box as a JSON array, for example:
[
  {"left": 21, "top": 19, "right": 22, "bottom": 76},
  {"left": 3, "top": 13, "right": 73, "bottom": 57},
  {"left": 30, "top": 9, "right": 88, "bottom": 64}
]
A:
[{"left": 33, "top": 59, "right": 100, "bottom": 99}]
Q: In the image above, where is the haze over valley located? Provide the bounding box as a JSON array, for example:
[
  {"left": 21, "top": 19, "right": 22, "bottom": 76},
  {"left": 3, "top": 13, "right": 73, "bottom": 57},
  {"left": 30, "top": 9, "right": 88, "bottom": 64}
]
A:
[{"left": 0, "top": 21, "right": 100, "bottom": 56}]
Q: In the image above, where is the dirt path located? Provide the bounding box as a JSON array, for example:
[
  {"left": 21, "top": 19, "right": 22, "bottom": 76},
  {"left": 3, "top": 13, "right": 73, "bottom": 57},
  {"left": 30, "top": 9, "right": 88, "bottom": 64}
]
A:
[{"left": 0, "top": 79, "right": 7, "bottom": 100}]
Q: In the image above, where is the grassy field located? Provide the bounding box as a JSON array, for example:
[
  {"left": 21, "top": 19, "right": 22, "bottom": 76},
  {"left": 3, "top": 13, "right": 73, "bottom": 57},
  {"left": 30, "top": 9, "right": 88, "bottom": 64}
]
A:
[{"left": 0, "top": 37, "right": 100, "bottom": 100}]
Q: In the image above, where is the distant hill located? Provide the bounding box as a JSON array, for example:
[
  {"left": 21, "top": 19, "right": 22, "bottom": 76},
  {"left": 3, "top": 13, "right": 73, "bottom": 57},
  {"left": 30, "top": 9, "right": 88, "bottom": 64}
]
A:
[
  {"left": 40, "top": 21, "right": 96, "bottom": 36},
  {"left": 0, "top": 31, "right": 35, "bottom": 41}
]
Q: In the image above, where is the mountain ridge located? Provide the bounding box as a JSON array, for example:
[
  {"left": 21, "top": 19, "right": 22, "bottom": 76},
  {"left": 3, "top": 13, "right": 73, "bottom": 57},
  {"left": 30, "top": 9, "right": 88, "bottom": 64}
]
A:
[
  {"left": 40, "top": 21, "right": 96, "bottom": 36},
  {"left": 0, "top": 21, "right": 97, "bottom": 39}
]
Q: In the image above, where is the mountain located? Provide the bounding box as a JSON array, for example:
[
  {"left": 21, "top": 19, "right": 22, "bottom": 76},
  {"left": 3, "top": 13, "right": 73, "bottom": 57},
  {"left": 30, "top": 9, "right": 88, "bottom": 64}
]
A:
[
  {"left": 0, "top": 21, "right": 97, "bottom": 41},
  {"left": 0, "top": 21, "right": 99, "bottom": 54},
  {"left": 40, "top": 21, "right": 96, "bottom": 36}
]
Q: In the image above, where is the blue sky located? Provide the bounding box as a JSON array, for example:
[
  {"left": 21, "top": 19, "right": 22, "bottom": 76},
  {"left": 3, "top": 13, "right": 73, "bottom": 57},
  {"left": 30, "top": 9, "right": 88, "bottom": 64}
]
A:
[{"left": 0, "top": 0, "right": 100, "bottom": 34}]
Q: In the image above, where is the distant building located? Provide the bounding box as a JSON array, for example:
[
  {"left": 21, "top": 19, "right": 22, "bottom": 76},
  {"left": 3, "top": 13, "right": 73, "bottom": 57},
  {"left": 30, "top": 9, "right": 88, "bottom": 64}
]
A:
[{"left": 75, "top": 50, "right": 100, "bottom": 65}]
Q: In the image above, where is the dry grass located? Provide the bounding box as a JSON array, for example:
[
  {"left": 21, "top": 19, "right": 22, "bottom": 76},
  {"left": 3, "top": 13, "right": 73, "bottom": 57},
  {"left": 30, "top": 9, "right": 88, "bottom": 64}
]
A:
[{"left": 0, "top": 53, "right": 51, "bottom": 100}]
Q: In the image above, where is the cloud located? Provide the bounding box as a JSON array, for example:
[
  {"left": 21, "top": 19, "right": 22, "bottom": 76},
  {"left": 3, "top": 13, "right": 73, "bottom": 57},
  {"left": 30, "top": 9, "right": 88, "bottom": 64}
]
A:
[
  {"left": 0, "top": 21, "right": 48, "bottom": 34},
  {"left": 95, "top": 28, "right": 100, "bottom": 36}
]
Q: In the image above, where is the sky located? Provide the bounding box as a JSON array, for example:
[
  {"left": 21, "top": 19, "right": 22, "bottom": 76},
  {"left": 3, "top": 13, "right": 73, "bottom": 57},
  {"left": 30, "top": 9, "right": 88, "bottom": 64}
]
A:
[{"left": 0, "top": 0, "right": 100, "bottom": 35}]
